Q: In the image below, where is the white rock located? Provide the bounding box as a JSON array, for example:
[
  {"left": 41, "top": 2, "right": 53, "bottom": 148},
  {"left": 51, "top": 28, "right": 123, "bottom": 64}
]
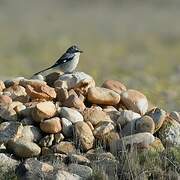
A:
[{"left": 60, "top": 107, "right": 83, "bottom": 123}]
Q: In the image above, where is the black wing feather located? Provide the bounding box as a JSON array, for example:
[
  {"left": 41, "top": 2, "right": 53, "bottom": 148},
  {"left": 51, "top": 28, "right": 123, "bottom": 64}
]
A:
[{"left": 53, "top": 52, "right": 75, "bottom": 66}]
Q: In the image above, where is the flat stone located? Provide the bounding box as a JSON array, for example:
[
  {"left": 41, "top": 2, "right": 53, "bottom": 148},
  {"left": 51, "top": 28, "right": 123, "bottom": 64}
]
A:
[
  {"left": 52, "top": 141, "right": 76, "bottom": 154},
  {"left": 110, "top": 132, "right": 155, "bottom": 155},
  {"left": 40, "top": 117, "right": 61, "bottom": 133},
  {"left": 15, "top": 158, "right": 53, "bottom": 180},
  {"left": 6, "top": 139, "right": 41, "bottom": 158},
  {"left": 32, "top": 101, "right": 56, "bottom": 122},
  {"left": 68, "top": 164, "right": 93, "bottom": 179},
  {"left": 83, "top": 108, "right": 111, "bottom": 126},
  {"left": 121, "top": 89, "right": 148, "bottom": 115},
  {"left": 117, "top": 110, "right": 141, "bottom": 127},
  {"left": 53, "top": 170, "right": 82, "bottom": 180},
  {"left": 19, "top": 79, "right": 47, "bottom": 89},
  {"left": 87, "top": 87, "right": 120, "bottom": 105},
  {"left": 74, "top": 121, "right": 95, "bottom": 151},
  {"left": 83, "top": 107, "right": 112, "bottom": 126},
  {"left": 102, "top": 79, "right": 127, "bottom": 94},
  {"left": 0, "top": 122, "right": 23, "bottom": 144},
  {"left": 60, "top": 107, "right": 83, "bottom": 123}
]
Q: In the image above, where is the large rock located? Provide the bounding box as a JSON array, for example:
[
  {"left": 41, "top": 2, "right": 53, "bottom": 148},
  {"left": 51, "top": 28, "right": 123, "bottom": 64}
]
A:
[
  {"left": 83, "top": 107, "right": 112, "bottom": 126},
  {"left": 158, "top": 116, "right": 180, "bottom": 147},
  {"left": 40, "top": 117, "right": 61, "bottom": 133},
  {"left": 54, "top": 72, "right": 95, "bottom": 95},
  {"left": 110, "top": 132, "right": 155, "bottom": 155},
  {"left": 87, "top": 87, "right": 120, "bottom": 105},
  {"left": 145, "top": 107, "right": 166, "bottom": 132},
  {"left": 0, "top": 153, "right": 19, "bottom": 175},
  {"left": 68, "top": 163, "right": 93, "bottom": 179},
  {"left": 52, "top": 141, "right": 76, "bottom": 154},
  {"left": 102, "top": 80, "right": 127, "bottom": 94},
  {"left": 122, "top": 115, "right": 155, "bottom": 136},
  {"left": 21, "top": 125, "right": 43, "bottom": 142},
  {"left": 6, "top": 139, "right": 41, "bottom": 158},
  {"left": 15, "top": 158, "right": 53, "bottom": 180},
  {"left": 0, "top": 122, "right": 23, "bottom": 144},
  {"left": 32, "top": 101, "right": 56, "bottom": 122},
  {"left": 53, "top": 170, "right": 82, "bottom": 180},
  {"left": 121, "top": 89, "right": 148, "bottom": 115},
  {"left": 60, "top": 107, "right": 83, "bottom": 123},
  {"left": 19, "top": 78, "right": 47, "bottom": 89},
  {"left": 117, "top": 110, "right": 141, "bottom": 127},
  {"left": 74, "top": 121, "right": 95, "bottom": 151}
]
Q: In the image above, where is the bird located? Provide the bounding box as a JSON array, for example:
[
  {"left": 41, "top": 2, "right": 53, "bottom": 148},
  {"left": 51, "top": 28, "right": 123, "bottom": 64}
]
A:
[{"left": 34, "top": 45, "right": 83, "bottom": 76}]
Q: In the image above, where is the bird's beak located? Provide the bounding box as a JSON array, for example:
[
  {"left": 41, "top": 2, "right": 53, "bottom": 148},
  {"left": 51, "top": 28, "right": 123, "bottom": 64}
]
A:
[{"left": 79, "top": 50, "right": 83, "bottom": 53}]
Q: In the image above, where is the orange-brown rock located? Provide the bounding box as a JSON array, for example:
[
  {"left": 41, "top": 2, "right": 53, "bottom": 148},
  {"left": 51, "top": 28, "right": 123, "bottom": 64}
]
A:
[
  {"left": 32, "top": 101, "right": 56, "bottom": 122},
  {"left": 121, "top": 89, "right": 148, "bottom": 115},
  {"left": 102, "top": 80, "right": 126, "bottom": 94},
  {"left": 40, "top": 117, "right": 61, "bottom": 133},
  {"left": 26, "top": 84, "right": 56, "bottom": 101},
  {"left": 83, "top": 107, "right": 112, "bottom": 126},
  {"left": 87, "top": 87, "right": 120, "bottom": 105},
  {"left": 74, "top": 121, "right": 95, "bottom": 151}
]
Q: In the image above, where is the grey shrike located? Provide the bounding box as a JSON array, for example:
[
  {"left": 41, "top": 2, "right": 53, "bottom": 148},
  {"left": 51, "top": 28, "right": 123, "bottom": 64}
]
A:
[{"left": 34, "top": 45, "right": 83, "bottom": 75}]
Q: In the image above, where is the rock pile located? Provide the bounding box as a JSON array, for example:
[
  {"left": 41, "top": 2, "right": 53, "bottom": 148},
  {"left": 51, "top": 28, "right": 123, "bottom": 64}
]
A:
[{"left": 0, "top": 72, "right": 179, "bottom": 179}]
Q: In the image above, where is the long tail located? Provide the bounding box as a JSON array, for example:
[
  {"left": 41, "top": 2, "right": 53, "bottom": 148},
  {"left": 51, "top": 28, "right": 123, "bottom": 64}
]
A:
[{"left": 33, "top": 66, "right": 53, "bottom": 76}]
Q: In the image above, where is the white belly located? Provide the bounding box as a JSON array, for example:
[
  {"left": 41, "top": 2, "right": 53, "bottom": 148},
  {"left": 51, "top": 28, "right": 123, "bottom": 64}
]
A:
[{"left": 57, "top": 52, "right": 80, "bottom": 73}]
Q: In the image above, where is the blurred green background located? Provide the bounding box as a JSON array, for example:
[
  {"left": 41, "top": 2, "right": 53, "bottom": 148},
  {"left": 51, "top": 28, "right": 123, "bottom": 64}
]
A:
[{"left": 0, "top": 0, "right": 180, "bottom": 111}]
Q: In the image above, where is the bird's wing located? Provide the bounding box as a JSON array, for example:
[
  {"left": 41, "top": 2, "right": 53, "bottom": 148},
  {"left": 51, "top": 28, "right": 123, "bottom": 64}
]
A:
[{"left": 53, "top": 53, "right": 75, "bottom": 66}]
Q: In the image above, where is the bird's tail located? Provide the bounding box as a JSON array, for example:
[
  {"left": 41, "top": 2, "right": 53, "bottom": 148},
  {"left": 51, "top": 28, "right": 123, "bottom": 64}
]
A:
[{"left": 33, "top": 66, "right": 53, "bottom": 76}]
